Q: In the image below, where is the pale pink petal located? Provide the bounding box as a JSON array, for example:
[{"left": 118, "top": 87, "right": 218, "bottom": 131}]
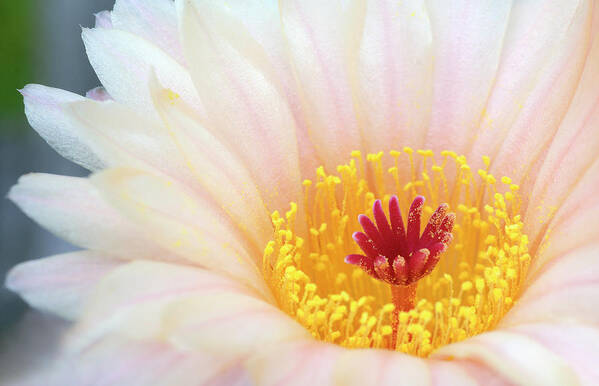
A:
[
  {"left": 17, "top": 338, "right": 249, "bottom": 386},
  {"left": 163, "top": 293, "right": 310, "bottom": 357},
  {"left": 148, "top": 74, "right": 272, "bottom": 252},
  {"left": 433, "top": 330, "right": 578, "bottom": 385},
  {"left": 432, "top": 331, "right": 578, "bottom": 386},
  {"left": 85, "top": 86, "right": 112, "bottom": 101},
  {"left": 111, "top": 0, "right": 186, "bottom": 65},
  {"left": 5, "top": 251, "right": 124, "bottom": 320},
  {"left": 469, "top": 0, "right": 594, "bottom": 190},
  {"left": 90, "top": 168, "right": 268, "bottom": 296},
  {"left": 429, "top": 360, "right": 509, "bottom": 386},
  {"left": 94, "top": 10, "right": 113, "bottom": 29},
  {"left": 20, "top": 84, "right": 104, "bottom": 171},
  {"left": 184, "top": 0, "right": 320, "bottom": 177},
  {"left": 432, "top": 323, "right": 599, "bottom": 385},
  {"left": 8, "top": 173, "right": 167, "bottom": 260},
  {"left": 506, "top": 323, "right": 599, "bottom": 385},
  {"left": 424, "top": 1, "right": 512, "bottom": 154},
  {"left": 68, "top": 261, "right": 305, "bottom": 356},
  {"left": 246, "top": 342, "right": 344, "bottom": 385},
  {"left": 526, "top": 160, "right": 599, "bottom": 276},
  {"left": 357, "top": 0, "right": 434, "bottom": 157},
  {"left": 246, "top": 340, "right": 512, "bottom": 386},
  {"left": 325, "top": 348, "right": 429, "bottom": 386},
  {"left": 278, "top": 0, "right": 363, "bottom": 171},
  {"left": 502, "top": 243, "right": 599, "bottom": 326},
  {"left": 525, "top": 7, "right": 599, "bottom": 250},
  {"left": 177, "top": 0, "right": 302, "bottom": 213},
  {"left": 67, "top": 98, "right": 213, "bottom": 188},
  {"left": 82, "top": 27, "right": 205, "bottom": 119},
  {"left": 67, "top": 96, "right": 272, "bottom": 250}
]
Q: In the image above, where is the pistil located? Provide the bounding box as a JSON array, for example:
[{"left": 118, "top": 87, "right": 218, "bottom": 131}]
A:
[{"left": 345, "top": 195, "right": 455, "bottom": 349}]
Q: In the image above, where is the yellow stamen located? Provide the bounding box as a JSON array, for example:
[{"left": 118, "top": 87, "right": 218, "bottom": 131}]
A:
[{"left": 263, "top": 150, "right": 530, "bottom": 357}]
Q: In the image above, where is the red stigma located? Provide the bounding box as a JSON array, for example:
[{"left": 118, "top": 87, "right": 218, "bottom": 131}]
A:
[{"left": 345, "top": 196, "right": 455, "bottom": 286}]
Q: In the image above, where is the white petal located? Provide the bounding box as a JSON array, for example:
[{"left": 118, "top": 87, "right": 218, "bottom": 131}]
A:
[
  {"left": 503, "top": 243, "right": 599, "bottom": 326},
  {"left": 433, "top": 330, "right": 578, "bottom": 386},
  {"left": 163, "top": 292, "right": 310, "bottom": 357},
  {"left": 177, "top": 0, "right": 302, "bottom": 213},
  {"left": 5, "top": 251, "right": 124, "bottom": 320},
  {"left": 506, "top": 323, "right": 599, "bottom": 385},
  {"left": 85, "top": 86, "right": 111, "bottom": 101},
  {"left": 82, "top": 27, "right": 204, "bottom": 119},
  {"left": 246, "top": 340, "right": 509, "bottom": 386},
  {"left": 357, "top": 0, "right": 434, "bottom": 157},
  {"left": 526, "top": 160, "right": 599, "bottom": 277},
  {"left": 525, "top": 7, "right": 599, "bottom": 248},
  {"left": 69, "top": 261, "right": 304, "bottom": 355},
  {"left": 428, "top": 360, "right": 498, "bottom": 386},
  {"left": 188, "top": 0, "right": 321, "bottom": 177},
  {"left": 470, "top": 0, "right": 593, "bottom": 181},
  {"left": 278, "top": 0, "right": 363, "bottom": 171},
  {"left": 94, "top": 10, "right": 113, "bottom": 29},
  {"left": 69, "top": 86, "right": 277, "bottom": 254},
  {"left": 424, "top": 0, "right": 512, "bottom": 154},
  {"left": 18, "top": 338, "right": 249, "bottom": 386},
  {"left": 8, "top": 173, "right": 167, "bottom": 260},
  {"left": 20, "top": 84, "right": 104, "bottom": 171},
  {"left": 90, "top": 168, "right": 267, "bottom": 295},
  {"left": 148, "top": 74, "right": 272, "bottom": 252},
  {"left": 67, "top": 99, "right": 204, "bottom": 183},
  {"left": 111, "top": 0, "right": 186, "bottom": 65}
]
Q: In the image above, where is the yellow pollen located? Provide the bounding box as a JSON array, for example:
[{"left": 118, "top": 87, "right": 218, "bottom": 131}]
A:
[{"left": 262, "top": 149, "right": 530, "bottom": 357}]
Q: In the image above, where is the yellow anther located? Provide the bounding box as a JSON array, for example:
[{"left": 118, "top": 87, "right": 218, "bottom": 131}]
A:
[
  {"left": 166, "top": 89, "right": 180, "bottom": 101},
  {"left": 482, "top": 156, "right": 491, "bottom": 167},
  {"left": 492, "top": 288, "right": 503, "bottom": 302},
  {"left": 475, "top": 278, "right": 485, "bottom": 293},
  {"left": 435, "top": 302, "right": 443, "bottom": 313},
  {"left": 383, "top": 304, "right": 395, "bottom": 313},
  {"left": 399, "top": 313, "right": 410, "bottom": 323}
]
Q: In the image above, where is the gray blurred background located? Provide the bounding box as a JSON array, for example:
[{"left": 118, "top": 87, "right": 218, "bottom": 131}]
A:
[{"left": 1, "top": 0, "right": 113, "bottom": 378}]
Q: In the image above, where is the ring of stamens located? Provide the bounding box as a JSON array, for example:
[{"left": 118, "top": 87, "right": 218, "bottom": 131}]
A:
[{"left": 263, "top": 149, "right": 531, "bottom": 357}]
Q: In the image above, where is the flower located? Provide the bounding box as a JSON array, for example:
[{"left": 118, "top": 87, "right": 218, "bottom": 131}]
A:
[{"left": 5, "top": 0, "right": 599, "bottom": 384}]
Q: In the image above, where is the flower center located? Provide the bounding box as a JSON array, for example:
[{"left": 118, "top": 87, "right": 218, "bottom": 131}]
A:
[{"left": 263, "top": 149, "right": 531, "bottom": 357}]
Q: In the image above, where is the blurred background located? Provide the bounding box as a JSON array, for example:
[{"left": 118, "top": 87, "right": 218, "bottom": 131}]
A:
[{"left": 0, "top": 0, "right": 113, "bottom": 378}]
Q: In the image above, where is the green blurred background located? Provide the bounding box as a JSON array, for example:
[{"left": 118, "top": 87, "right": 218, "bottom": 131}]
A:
[
  {"left": 1, "top": 0, "right": 113, "bottom": 379},
  {"left": 0, "top": 1, "right": 34, "bottom": 124}
]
